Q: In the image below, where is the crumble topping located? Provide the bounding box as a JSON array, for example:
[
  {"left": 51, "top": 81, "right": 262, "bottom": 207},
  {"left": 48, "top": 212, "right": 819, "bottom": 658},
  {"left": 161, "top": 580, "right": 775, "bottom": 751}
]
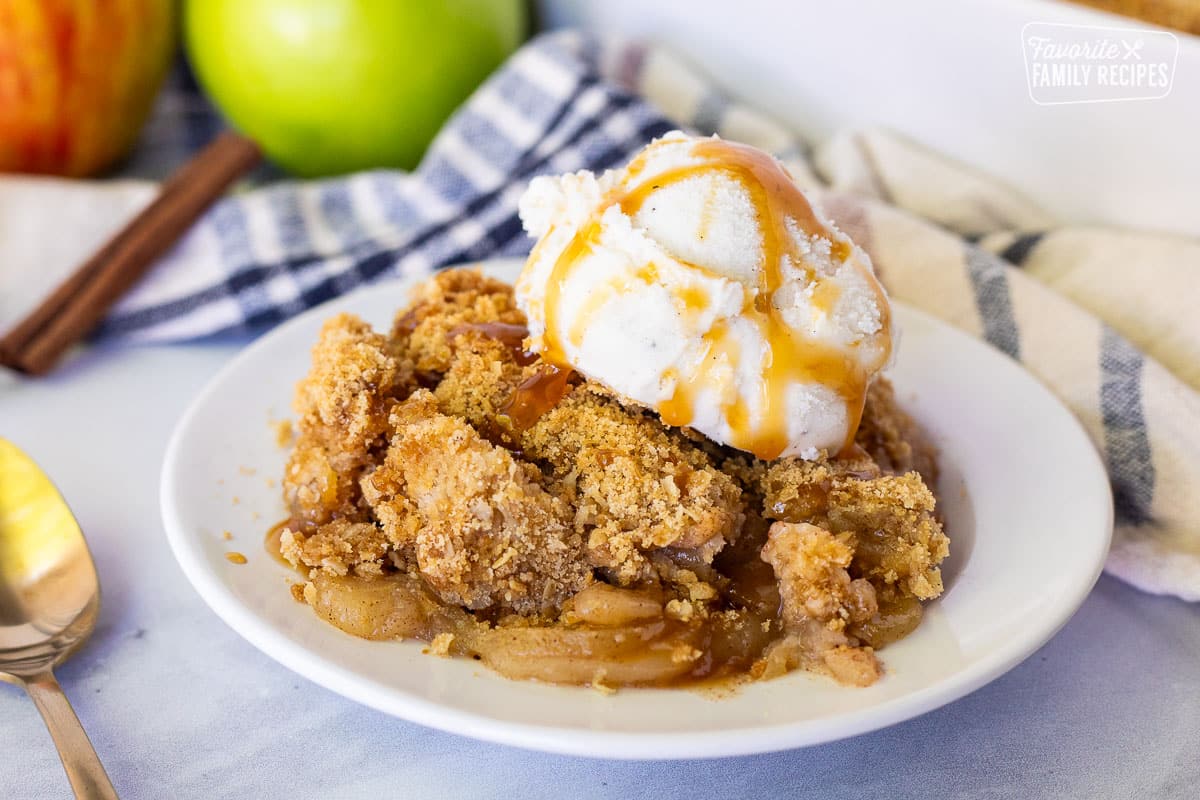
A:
[{"left": 275, "top": 268, "right": 949, "bottom": 689}]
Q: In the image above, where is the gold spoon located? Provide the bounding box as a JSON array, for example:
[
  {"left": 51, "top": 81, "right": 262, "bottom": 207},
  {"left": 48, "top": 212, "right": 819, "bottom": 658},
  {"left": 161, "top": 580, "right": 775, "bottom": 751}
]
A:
[{"left": 0, "top": 438, "right": 118, "bottom": 799}]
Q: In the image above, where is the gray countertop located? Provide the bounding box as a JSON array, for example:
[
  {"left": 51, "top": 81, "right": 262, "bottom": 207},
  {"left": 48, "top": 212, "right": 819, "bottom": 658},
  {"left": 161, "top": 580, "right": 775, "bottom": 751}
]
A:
[{"left": 2, "top": 343, "right": 1197, "bottom": 799}]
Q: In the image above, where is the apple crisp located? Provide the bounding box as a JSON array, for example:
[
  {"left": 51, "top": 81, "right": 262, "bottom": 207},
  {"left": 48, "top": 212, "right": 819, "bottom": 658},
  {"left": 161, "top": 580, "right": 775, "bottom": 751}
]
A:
[{"left": 275, "top": 269, "right": 948, "bottom": 688}]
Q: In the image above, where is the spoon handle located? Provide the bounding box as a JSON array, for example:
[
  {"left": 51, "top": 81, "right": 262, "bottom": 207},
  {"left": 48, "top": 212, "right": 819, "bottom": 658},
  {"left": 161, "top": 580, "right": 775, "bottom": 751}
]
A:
[{"left": 23, "top": 670, "right": 119, "bottom": 800}]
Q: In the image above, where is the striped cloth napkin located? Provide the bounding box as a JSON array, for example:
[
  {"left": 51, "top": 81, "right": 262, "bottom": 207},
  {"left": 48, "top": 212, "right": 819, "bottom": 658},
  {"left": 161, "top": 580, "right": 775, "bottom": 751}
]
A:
[{"left": 3, "top": 31, "right": 1197, "bottom": 601}]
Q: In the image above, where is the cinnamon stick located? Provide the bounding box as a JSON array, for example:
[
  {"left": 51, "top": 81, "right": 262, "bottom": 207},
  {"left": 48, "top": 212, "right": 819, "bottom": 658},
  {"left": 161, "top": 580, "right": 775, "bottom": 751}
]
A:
[{"left": 0, "top": 131, "right": 262, "bottom": 375}]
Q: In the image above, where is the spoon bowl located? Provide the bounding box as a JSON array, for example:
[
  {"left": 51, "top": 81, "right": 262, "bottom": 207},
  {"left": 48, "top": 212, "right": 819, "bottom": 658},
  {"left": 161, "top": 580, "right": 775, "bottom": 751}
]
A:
[{"left": 0, "top": 438, "right": 118, "bottom": 799}]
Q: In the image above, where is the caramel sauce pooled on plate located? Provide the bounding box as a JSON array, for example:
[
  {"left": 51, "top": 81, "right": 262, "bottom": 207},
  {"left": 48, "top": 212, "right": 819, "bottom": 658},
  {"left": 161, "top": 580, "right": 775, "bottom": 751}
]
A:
[{"left": 264, "top": 520, "right": 296, "bottom": 569}]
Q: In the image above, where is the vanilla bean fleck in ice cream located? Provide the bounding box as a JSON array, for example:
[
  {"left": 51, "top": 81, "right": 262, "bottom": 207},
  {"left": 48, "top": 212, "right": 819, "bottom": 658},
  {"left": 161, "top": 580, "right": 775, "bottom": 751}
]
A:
[{"left": 515, "top": 132, "right": 894, "bottom": 460}]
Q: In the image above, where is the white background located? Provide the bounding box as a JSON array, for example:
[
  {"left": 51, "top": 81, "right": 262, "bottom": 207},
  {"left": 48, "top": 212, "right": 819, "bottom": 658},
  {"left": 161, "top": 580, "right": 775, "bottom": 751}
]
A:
[{"left": 539, "top": 0, "right": 1200, "bottom": 238}]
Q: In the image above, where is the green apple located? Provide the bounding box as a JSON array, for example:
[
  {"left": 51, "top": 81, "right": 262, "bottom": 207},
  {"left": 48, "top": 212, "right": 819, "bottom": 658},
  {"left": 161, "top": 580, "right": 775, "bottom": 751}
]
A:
[{"left": 183, "top": 0, "right": 526, "bottom": 176}]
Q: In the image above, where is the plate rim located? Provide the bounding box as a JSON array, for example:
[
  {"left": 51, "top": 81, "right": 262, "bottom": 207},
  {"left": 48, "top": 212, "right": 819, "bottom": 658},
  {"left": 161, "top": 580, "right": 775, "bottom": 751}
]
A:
[{"left": 160, "top": 257, "right": 1113, "bottom": 760}]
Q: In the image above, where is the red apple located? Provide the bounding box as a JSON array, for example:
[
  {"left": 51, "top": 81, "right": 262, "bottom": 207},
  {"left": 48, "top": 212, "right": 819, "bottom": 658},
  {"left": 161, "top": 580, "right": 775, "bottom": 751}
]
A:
[{"left": 0, "top": 0, "right": 175, "bottom": 177}]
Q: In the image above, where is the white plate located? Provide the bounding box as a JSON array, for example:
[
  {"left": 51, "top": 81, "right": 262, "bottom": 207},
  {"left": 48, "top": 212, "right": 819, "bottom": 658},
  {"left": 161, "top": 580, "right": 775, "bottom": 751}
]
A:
[{"left": 161, "top": 258, "right": 1112, "bottom": 759}]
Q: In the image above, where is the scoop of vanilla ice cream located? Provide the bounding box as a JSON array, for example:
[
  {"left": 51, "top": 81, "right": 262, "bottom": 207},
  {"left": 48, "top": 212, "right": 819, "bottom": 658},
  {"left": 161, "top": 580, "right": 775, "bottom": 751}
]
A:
[{"left": 515, "top": 131, "right": 893, "bottom": 460}]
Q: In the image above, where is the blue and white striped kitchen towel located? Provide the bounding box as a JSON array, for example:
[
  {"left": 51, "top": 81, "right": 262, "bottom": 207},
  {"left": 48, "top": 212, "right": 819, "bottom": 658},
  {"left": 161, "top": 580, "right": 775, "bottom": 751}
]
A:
[{"left": 6, "top": 30, "right": 1200, "bottom": 601}]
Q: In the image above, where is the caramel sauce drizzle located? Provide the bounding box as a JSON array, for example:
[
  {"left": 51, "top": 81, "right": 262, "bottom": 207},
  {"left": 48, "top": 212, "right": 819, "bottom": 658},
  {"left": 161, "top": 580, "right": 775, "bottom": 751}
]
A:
[
  {"left": 439, "top": 319, "right": 577, "bottom": 436},
  {"left": 393, "top": 308, "right": 421, "bottom": 336},
  {"left": 539, "top": 220, "right": 601, "bottom": 366},
  {"left": 442, "top": 321, "right": 577, "bottom": 433},
  {"left": 568, "top": 286, "right": 616, "bottom": 350},
  {"left": 696, "top": 176, "right": 719, "bottom": 242},
  {"left": 811, "top": 279, "right": 842, "bottom": 316},
  {"left": 447, "top": 322, "right": 538, "bottom": 365},
  {"left": 501, "top": 365, "right": 574, "bottom": 434},
  {"left": 528, "top": 137, "right": 892, "bottom": 460}
]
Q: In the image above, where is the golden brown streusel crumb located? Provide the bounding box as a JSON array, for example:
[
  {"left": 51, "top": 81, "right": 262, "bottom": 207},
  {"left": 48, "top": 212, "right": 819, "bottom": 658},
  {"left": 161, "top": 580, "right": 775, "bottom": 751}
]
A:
[
  {"left": 761, "top": 522, "right": 878, "bottom": 631},
  {"left": 761, "top": 455, "right": 947, "bottom": 600},
  {"left": 425, "top": 301, "right": 745, "bottom": 588},
  {"left": 590, "top": 669, "right": 618, "bottom": 695},
  {"left": 272, "top": 418, "right": 294, "bottom": 448},
  {"left": 293, "top": 313, "right": 409, "bottom": 458},
  {"left": 428, "top": 632, "right": 455, "bottom": 656},
  {"left": 521, "top": 385, "right": 744, "bottom": 584},
  {"left": 283, "top": 313, "right": 411, "bottom": 526},
  {"left": 388, "top": 390, "right": 592, "bottom": 615},
  {"left": 392, "top": 269, "right": 526, "bottom": 375},
  {"left": 856, "top": 379, "right": 938, "bottom": 483},
  {"left": 760, "top": 456, "right": 880, "bottom": 522},
  {"left": 225, "top": 552, "right": 248, "bottom": 565},
  {"left": 671, "top": 643, "right": 704, "bottom": 664},
  {"left": 758, "top": 522, "right": 881, "bottom": 686},
  {"left": 828, "top": 473, "right": 948, "bottom": 600},
  {"left": 282, "top": 435, "right": 366, "bottom": 528},
  {"left": 707, "top": 449, "right": 766, "bottom": 495},
  {"left": 664, "top": 598, "right": 695, "bottom": 622},
  {"left": 280, "top": 519, "right": 392, "bottom": 577},
  {"left": 753, "top": 619, "right": 883, "bottom": 687},
  {"left": 358, "top": 462, "right": 421, "bottom": 570},
  {"left": 432, "top": 333, "right": 530, "bottom": 444}
]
